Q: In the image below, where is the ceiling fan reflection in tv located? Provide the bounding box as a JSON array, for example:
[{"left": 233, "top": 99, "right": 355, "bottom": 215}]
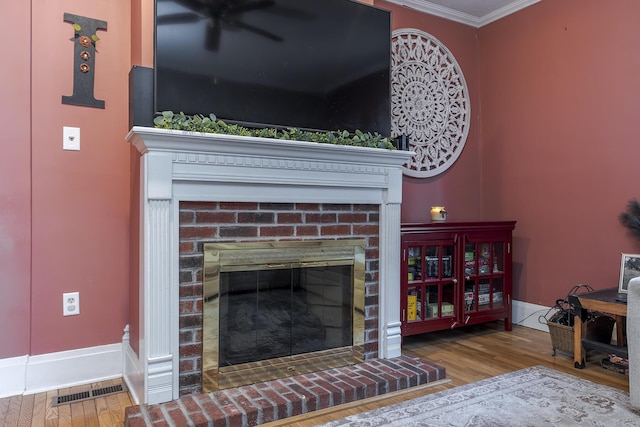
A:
[
  {"left": 156, "top": 0, "right": 309, "bottom": 51},
  {"left": 153, "top": 0, "right": 392, "bottom": 136}
]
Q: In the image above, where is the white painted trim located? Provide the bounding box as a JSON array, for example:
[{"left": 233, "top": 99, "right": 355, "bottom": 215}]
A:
[
  {"left": 25, "top": 344, "right": 123, "bottom": 395},
  {"left": 0, "top": 355, "right": 28, "bottom": 398},
  {"left": 379, "top": 202, "right": 403, "bottom": 359},
  {"left": 513, "top": 299, "right": 552, "bottom": 332},
  {"left": 24, "top": 343, "right": 123, "bottom": 395},
  {"left": 384, "top": 0, "right": 541, "bottom": 27},
  {"left": 122, "top": 324, "right": 144, "bottom": 405},
  {"left": 480, "top": 0, "right": 541, "bottom": 26},
  {"left": 386, "top": 0, "right": 480, "bottom": 27},
  {"left": 0, "top": 343, "right": 123, "bottom": 398}
]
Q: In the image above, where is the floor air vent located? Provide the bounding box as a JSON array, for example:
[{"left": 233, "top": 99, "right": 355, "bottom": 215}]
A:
[{"left": 52, "top": 383, "right": 128, "bottom": 406}]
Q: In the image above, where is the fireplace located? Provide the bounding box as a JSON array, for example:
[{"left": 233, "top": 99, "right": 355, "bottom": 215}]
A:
[
  {"left": 123, "top": 127, "right": 412, "bottom": 404},
  {"left": 202, "top": 240, "right": 365, "bottom": 391},
  {"left": 178, "top": 202, "right": 378, "bottom": 396}
]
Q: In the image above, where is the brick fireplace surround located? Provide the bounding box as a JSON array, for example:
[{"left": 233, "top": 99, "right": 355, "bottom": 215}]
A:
[
  {"left": 122, "top": 128, "right": 437, "bottom": 424},
  {"left": 178, "top": 201, "right": 380, "bottom": 396}
]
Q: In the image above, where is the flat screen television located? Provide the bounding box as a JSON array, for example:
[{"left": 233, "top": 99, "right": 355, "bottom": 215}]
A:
[{"left": 154, "top": 0, "right": 392, "bottom": 136}]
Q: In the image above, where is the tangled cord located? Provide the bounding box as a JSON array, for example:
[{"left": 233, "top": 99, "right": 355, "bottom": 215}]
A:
[{"left": 538, "top": 284, "right": 595, "bottom": 327}]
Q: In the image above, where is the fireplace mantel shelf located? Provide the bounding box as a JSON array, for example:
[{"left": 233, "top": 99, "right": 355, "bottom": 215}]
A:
[
  {"left": 127, "top": 126, "right": 412, "bottom": 168},
  {"left": 123, "top": 127, "right": 412, "bottom": 405}
]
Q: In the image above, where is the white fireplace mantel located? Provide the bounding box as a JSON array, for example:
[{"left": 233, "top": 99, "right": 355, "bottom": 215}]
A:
[{"left": 123, "top": 127, "right": 413, "bottom": 404}]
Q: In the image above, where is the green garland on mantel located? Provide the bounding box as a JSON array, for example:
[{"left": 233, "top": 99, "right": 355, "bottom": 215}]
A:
[{"left": 153, "top": 111, "right": 396, "bottom": 150}]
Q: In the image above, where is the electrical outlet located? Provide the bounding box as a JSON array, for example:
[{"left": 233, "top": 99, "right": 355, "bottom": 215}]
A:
[
  {"left": 63, "top": 126, "right": 81, "bottom": 151},
  {"left": 63, "top": 292, "right": 80, "bottom": 316}
]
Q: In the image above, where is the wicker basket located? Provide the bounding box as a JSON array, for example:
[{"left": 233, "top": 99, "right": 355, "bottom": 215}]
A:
[
  {"left": 547, "top": 320, "right": 576, "bottom": 355},
  {"left": 547, "top": 313, "right": 615, "bottom": 356}
]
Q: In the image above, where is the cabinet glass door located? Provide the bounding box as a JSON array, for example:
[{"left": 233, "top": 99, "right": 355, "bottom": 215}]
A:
[
  {"left": 406, "top": 285, "right": 422, "bottom": 322},
  {"left": 464, "top": 240, "right": 505, "bottom": 313},
  {"left": 406, "top": 246, "right": 423, "bottom": 322},
  {"left": 424, "top": 244, "right": 456, "bottom": 319},
  {"left": 404, "top": 241, "right": 456, "bottom": 323},
  {"left": 407, "top": 246, "right": 422, "bottom": 281}
]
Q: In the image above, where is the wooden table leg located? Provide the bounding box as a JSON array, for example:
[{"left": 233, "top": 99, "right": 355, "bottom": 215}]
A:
[
  {"left": 574, "top": 313, "right": 586, "bottom": 369},
  {"left": 614, "top": 315, "right": 625, "bottom": 346}
]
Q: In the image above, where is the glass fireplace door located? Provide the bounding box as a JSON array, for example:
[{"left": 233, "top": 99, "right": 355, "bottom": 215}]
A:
[{"left": 218, "top": 264, "right": 353, "bottom": 367}]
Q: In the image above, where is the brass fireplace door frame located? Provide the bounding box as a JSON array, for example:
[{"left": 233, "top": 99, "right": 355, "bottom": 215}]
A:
[{"left": 202, "top": 239, "right": 366, "bottom": 391}]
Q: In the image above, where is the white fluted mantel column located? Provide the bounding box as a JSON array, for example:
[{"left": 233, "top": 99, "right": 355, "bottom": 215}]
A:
[
  {"left": 378, "top": 167, "right": 403, "bottom": 359},
  {"left": 142, "top": 151, "right": 178, "bottom": 404},
  {"left": 124, "top": 127, "right": 413, "bottom": 404}
]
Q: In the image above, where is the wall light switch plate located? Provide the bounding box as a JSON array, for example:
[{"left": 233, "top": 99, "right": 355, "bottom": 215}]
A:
[
  {"left": 63, "top": 126, "right": 80, "bottom": 151},
  {"left": 63, "top": 291, "right": 80, "bottom": 316}
]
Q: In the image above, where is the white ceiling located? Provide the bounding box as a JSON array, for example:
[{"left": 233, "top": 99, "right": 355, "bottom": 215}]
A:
[{"left": 384, "top": 0, "right": 541, "bottom": 27}]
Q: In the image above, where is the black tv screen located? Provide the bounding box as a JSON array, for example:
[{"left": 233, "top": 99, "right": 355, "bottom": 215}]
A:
[{"left": 155, "top": 0, "right": 391, "bottom": 136}]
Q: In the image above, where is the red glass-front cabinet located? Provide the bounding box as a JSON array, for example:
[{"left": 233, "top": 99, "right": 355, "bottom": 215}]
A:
[{"left": 400, "top": 221, "right": 516, "bottom": 337}]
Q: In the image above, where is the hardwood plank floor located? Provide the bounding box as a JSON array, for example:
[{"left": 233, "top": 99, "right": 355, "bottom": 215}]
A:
[
  {"left": 0, "top": 323, "right": 630, "bottom": 426},
  {"left": 0, "top": 379, "right": 134, "bottom": 427}
]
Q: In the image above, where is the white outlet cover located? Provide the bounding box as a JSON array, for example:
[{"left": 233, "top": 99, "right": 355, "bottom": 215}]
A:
[
  {"left": 63, "top": 126, "right": 80, "bottom": 151},
  {"left": 63, "top": 291, "right": 80, "bottom": 316}
]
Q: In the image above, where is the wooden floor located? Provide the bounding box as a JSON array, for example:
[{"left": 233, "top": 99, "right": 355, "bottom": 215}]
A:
[
  {"left": 0, "top": 323, "right": 630, "bottom": 426},
  {"left": 0, "top": 378, "right": 133, "bottom": 427}
]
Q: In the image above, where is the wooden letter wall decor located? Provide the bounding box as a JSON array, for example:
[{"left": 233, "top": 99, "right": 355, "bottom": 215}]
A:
[{"left": 62, "top": 13, "right": 107, "bottom": 108}]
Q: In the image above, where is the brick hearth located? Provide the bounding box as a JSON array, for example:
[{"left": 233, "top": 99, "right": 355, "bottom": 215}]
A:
[{"left": 124, "top": 355, "right": 445, "bottom": 426}]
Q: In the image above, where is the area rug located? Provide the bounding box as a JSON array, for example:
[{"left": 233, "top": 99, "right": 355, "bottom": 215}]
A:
[{"left": 318, "top": 366, "right": 640, "bottom": 426}]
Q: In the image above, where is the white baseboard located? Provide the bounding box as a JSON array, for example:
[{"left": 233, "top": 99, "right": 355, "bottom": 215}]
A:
[
  {"left": 513, "top": 299, "right": 552, "bottom": 332},
  {"left": 123, "top": 343, "right": 143, "bottom": 405},
  {"left": 0, "top": 355, "right": 29, "bottom": 398},
  {"left": 122, "top": 325, "right": 143, "bottom": 405},
  {"left": 0, "top": 343, "right": 123, "bottom": 398}
]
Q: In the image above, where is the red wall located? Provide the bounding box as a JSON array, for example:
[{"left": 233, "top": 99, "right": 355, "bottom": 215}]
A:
[
  {"left": 478, "top": 0, "right": 640, "bottom": 305},
  {"left": 3, "top": 0, "right": 640, "bottom": 362},
  {"left": 376, "top": 1, "right": 483, "bottom": 223},
  {"left": 0, "top": 2, "right": 32, "bottom": 359},
  {"left": 378, "top": 0, "right": 640, "bottom": 306},
  {"left": 0, "top": 0, "right": 132, "bottom": 358}
]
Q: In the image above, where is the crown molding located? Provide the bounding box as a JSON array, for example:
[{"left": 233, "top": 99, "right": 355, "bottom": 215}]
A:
[{"left": 385, "top": 0, "right": 541, "bottom": 27}]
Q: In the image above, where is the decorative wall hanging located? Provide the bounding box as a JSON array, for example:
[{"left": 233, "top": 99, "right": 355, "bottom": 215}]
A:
[
  {"left": 62, "top": 13, "right": 107, "bottom": 109},
  {"left": 391, "top": 29, "right": 470, "bottom": 178}
]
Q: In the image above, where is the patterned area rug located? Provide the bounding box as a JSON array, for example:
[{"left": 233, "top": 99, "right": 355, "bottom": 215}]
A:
[{"left": 319, "top": 366, "right": 639, "bottom": 426}]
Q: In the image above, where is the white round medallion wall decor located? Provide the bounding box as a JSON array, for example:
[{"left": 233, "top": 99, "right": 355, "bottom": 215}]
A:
[{"left": 391, "top": 29, "right": 470, "bottom": 178}]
